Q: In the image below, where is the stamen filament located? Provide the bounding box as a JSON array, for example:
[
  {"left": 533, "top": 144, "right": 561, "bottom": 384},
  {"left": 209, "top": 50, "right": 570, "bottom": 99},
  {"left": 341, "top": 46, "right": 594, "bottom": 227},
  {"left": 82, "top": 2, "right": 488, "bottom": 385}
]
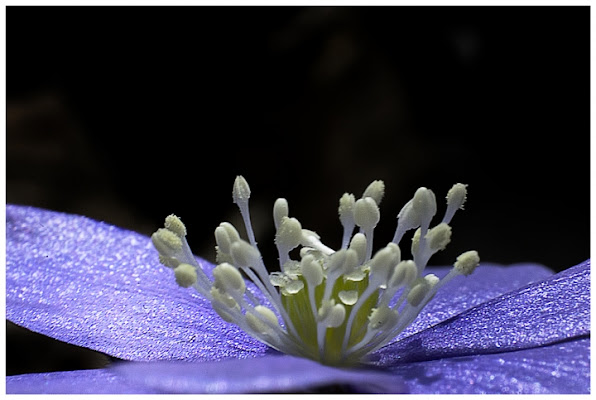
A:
[
  {"left": 340, "top": 283, "right": 378, "bottom": 355},
  {"left": 240, "top": 265, "right": 298, "bottom": 338},
  {"left": 362, "top": 228, "right": 374, "bottom": 262}
]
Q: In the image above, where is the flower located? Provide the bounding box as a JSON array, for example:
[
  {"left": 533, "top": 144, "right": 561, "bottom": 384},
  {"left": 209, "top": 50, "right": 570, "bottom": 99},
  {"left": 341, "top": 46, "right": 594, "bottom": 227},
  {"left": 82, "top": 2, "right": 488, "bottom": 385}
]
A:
[
  {"left": 5, "top": 180, "right": 590, "bottom": 393},
  {"left": 151, "top": 177, "right": 481, "bottom": 367}
]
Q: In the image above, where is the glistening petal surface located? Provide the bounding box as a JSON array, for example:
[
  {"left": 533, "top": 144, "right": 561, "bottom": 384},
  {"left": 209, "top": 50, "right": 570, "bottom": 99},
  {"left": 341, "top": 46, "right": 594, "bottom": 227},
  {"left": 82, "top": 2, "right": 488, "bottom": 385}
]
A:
[
  {"left": 387, "top": 337, "right": 590, "bottom": 394},
  {"left": 374, "top": 260, "right": 590, "bottom": 364},
  {"left": 6, "top": 368, "right": 159, "bottom": 394},
  {"left": 390, "top": 262, "right": 553, "bottom": 343},
  {"left": 6, "top": 205, "right": 268, "bottom": 361}
]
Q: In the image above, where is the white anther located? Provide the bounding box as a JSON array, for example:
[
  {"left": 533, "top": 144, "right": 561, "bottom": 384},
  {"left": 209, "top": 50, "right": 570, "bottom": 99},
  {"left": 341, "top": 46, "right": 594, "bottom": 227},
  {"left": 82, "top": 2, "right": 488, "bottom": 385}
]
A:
[
  {"left": 407, "top": 274, "right": 439, "bottom": 307},
  {"left": 158, "top": 254, "right": 179, "bottom": 269},
  {"left": 443, "top": 183, "right": 468, "bottom": 224},
  {"left": 426, "top": 223, "right": 452, "bottom": 252},
  {"left": 447, "top": 183, "right": 468, "bottom": 211},
  {"left": 165, "top": 214, "right": 187, "bottom": 237},
  {"left": 246, "top": 305, "right": 279, "bottom": 335},
  {"left": 353, "top": 197, "right": 381, "bottom": 230},
  {"left": 348, "top": 233, "right": 367, "bottom": 265},
  {"left": 301, "top": 254, "right": 324, "bottom": 287},
  {"left": 369, "top": 306, "right": 398, "bottom": 330},
  {"left": 213, "top": 263, "right": 246, "bottom": 294},
  {"left": 395, "top": 199, "right": 418, "bottom": 234},
  {"left": 318, "top": 300, "right": 346, "bottom": 328},
  {"left": 211, "top": 287, "right": 238, "bottom": 308},
  {"left": 230, "top": 240, "right": 260, "bottom": 267},
  {"left": 219, "top": 222, "right": 241, "bottom": 243},
  {"left": 424, "top": 273, "right": 439, "bottom": 287},
  {"left": 338, "top": 290, "right": 359, "bottom": 306},
  {"left": 232, "top": 175, "right": 251, "bottom": 204},
  {"left": 339, "top": 193, "right": 357, "bottom": 248},
  {"left": 215, "top": 247, "right": 233, "bottom": 265},
  {"left": 273, "top": 198, "right": 289, "bottom": 229},
  {"left": 210, "top": 287, "right": 239, "bottom": 322},
  {"left": 407, "top": 278, "right": 431, "bottom": 307},
  {"left": 151, "top": 228, "right": 183, "bottom": 256},
  {"left": 454, "top": 250, "right": 480, "bottom": 276},
  {"left": 214, "top": 226, "right": 233, "bottom": 254},
  {"left": 388, "top": 241, "right": 401, "bottom": 262},
  {"left": 388, "top": 260, "right": 418, "bottom": 288},
  {"left": 412, "top": 187, "right": 437, "bottom": 218},
  {"left": 338, "top": 193, "right": 356, "bottom": 225},
  {"left": 396, "top": 188, "right": 436, "bottom": 232},
  {"left": 174, "top": 263, "right": 197, "bottom": 288},
  {"left": 369, "top": 243, "right": 400, "bottom": 282},
  {"left": 326, "top": 249, "right": 347, "bottom": 273},
  {"left": 343, "top": 249, "right": 360, "bottom": 273},
  {"left": 275, "top": 217, "right": 303, "bottom": 250},
  {"left": 362, "top": 180, "right": 385, "bottom": 205}
]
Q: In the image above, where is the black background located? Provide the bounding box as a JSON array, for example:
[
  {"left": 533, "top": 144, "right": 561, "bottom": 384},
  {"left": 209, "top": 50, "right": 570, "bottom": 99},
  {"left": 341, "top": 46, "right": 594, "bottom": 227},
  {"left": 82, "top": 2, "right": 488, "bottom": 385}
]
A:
[{"left": 6, "top": 6, "right": 590, "bottom": 375}]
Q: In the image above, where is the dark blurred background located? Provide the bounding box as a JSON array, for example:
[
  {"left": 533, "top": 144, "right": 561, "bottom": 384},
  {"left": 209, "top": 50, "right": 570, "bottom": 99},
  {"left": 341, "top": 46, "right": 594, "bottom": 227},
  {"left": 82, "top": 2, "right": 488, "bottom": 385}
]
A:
[{"left": 6, "top": 6, "right": 589, "bottom": 376}]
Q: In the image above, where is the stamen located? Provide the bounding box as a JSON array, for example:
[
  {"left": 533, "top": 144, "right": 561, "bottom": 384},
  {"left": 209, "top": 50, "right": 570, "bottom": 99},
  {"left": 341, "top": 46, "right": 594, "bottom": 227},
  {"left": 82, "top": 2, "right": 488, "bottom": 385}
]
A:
[
  {"left": 362, "top": 180, "right": 385, "bottom": 205},
  {"left": 151, "top": 228, "right": 182, "bottom": 257},
  {"left": 454, "top": 250, "right": 480, "bottom": 276},
  {"left": 369, "top": 306, "right": 399, "bottom": 330},
  {"left": 353, "top": 197, "right": 380, "bottom": 261},
  {"left": 443, "top": 183, "right": 468, "bottom": 224},
  {"left": 230, "top": 240, "right": 260, "bottom": 268},
  {"left": 212, "top": 263, "right": 246, "bottom": 294},
  {"left": 246, "top": 305, "right": 280, "bottom": 336},
  {"left": 275, "top": 216, "right": 303, "bottom": 266},
  {"left": 425, "top": 222, "right": 452, "bottom": 252},
  {"left": 232, "top": 175, "right": 256, "bottom": 246},
  {"left": 348, "top": 233, "right": 367, "bottom": 265},
  {"left": 153, "top": 176, "right": 480, "bottom": 367},
  {"left": 173, "top": 263, "right": 197, "bottom": 288},
  {"left": 318, "top": 300, "right": 346, "bottom": 329},
  {"left": 338, "top": 193, "right": 356, "bottom": 249},
  {"left": 300, "top": 229, "right": 335, "bottom": 256},
  {"left": 273, "top": 198, "right": 289, "bottom": 230},
  {"left": 164, "top": 214, "right": 187, "bottom": 237},
  {"left": 406, "top": 275, "right": 437, "bottom": 307}
]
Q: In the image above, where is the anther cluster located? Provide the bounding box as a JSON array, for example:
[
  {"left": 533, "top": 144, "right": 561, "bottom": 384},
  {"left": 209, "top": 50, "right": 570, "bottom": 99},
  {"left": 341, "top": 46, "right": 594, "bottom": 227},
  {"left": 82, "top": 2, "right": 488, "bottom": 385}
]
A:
[{"left": 152, "top": 176, "right": 479, "bottom": 366}]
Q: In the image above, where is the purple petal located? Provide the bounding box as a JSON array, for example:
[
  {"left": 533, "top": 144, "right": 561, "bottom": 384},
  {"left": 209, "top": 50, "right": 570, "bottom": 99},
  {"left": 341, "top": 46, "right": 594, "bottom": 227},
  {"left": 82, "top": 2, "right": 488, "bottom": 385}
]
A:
[
  {"left": 110, "top": 355, "right": 407, "bottom": 393},
  {"left": 6, "top": 205, "right": 268, "bottom": 361},
  {"left": 401, "top": 262, "right": 554, "bottom": 340},
  {"left": 6, "top": 355, "right": 407, "bottom": 394},
  {"left": 375, "top": 260, "right": 590, "bottom": 364},
  {"left": 6, "top": 368, "right": 159, "bottom": 394},
  {"left": 386, "top": 337, "right": 590, "bottom": 394},
  {"left": 6, "top": 205, "right": 557, "bottom": 364}
]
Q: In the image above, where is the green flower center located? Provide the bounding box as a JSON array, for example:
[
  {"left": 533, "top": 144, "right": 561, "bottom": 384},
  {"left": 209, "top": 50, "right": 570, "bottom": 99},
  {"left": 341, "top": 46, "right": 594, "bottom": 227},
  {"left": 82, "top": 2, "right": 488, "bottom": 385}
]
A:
[{"left": 152, "top": 176, "right": 479, "bottom": 366}]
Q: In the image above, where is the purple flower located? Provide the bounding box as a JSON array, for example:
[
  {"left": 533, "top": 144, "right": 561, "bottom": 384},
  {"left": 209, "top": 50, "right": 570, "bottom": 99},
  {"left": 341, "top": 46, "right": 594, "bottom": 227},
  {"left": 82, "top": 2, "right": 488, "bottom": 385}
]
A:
[{"left": 6, "top": 203, "right": 590, "bottom": 394}]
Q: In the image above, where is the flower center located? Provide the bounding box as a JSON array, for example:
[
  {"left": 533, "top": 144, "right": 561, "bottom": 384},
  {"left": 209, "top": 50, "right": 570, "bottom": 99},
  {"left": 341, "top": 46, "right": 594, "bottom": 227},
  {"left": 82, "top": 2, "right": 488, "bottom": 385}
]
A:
[{"left": 152, "top": 176, "right": 479, "bottom": 366}]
